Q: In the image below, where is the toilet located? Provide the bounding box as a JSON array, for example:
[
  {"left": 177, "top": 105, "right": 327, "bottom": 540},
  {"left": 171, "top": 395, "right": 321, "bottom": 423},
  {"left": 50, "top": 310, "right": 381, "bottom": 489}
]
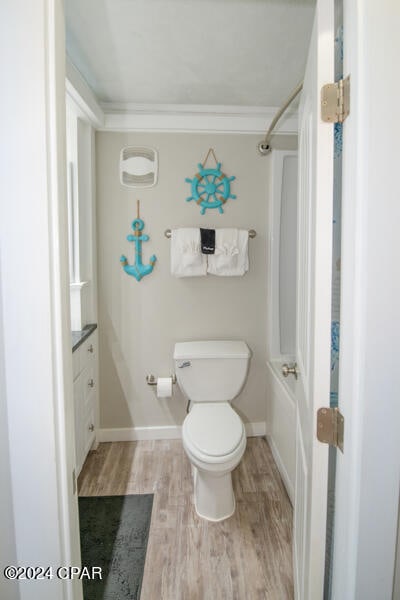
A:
[{"left": 174, "top": 340, "right": 251, "bottom": 521}]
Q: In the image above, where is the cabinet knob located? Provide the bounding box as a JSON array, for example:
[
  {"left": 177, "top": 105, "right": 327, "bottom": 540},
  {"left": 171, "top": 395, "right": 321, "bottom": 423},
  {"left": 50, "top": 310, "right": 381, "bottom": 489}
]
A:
[
  {"left": 88, "top": 344, "right": 94, "bottom": 354},
  {"left": 88, "top": 424, "right": 94, "bottom": 432},
  {"left": 88, "top": 378, "right": 95, "bottom": 388}
]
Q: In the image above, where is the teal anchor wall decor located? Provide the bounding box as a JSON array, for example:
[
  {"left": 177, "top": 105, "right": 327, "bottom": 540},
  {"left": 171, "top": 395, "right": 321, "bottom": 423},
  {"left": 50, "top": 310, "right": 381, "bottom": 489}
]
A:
[
  {"left": 185, "top": 148, "right": 236, "bottom": 215},
  {"left": 120, "top": 200, "right": 156, "bottom": 281}
]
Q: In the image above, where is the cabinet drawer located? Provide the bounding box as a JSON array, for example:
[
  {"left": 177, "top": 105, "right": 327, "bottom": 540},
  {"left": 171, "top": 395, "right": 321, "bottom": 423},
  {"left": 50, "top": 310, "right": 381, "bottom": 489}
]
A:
[
  {"left": 72, "top": 349, "right": 81, "bottom": 381},
  {"left": 82, "top": 364, "right": 96, "bottom": 403},
  {"left": 81, "top": 333, "right": 97, "bottom": 363},
  {"left": 82, "top": 407, "right": 96, "bottom": 460},
  {"left": 73, "top": 331, "right": 98, "bottom": 381},
  {"left": 73, "top": 329, "right": 98, "bottom": 475}
]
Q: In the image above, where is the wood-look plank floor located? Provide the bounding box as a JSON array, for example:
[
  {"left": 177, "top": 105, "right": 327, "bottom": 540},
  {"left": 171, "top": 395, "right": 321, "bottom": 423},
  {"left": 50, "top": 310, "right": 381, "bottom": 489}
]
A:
[{"left": 78, "top": 437, "right": 293, "bottom": 600}]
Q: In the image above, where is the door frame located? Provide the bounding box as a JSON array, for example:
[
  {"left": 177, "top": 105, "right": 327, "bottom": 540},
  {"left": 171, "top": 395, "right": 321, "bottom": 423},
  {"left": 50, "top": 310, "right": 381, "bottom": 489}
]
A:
[
  {"left": 1, "top": 2, "right": 81, "bottom": 599},
  {"left": 332, "top": 1, "right": 400, "bottom": 598}
]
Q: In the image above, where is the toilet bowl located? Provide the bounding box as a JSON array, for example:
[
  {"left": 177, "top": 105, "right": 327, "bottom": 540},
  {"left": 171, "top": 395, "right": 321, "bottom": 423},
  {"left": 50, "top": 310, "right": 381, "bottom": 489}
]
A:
[
  {"left": 183, "top": 402, "right": 246, "bottom": 521},
  {"left": 174, "top": 340, "right": 251, "bottom": 521}
]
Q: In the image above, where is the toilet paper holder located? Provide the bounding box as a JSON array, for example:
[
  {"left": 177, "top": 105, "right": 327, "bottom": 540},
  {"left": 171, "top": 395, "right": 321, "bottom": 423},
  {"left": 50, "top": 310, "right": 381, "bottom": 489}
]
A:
[{"left": 146, "top": 374, "right": 177, "bottom": 386}]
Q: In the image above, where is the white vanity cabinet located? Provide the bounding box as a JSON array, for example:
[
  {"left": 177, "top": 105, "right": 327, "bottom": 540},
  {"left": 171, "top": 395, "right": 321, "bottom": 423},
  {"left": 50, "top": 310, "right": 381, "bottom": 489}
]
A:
[{"left": 73, "top": 330, "right": 98, "bottom": 475}]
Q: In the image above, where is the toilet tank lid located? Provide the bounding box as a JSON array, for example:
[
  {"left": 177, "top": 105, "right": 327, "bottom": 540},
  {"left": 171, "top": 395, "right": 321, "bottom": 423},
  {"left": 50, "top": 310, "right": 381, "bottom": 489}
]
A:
[{"left": 174, "top": 340, "right": 250, "bottom": 360}]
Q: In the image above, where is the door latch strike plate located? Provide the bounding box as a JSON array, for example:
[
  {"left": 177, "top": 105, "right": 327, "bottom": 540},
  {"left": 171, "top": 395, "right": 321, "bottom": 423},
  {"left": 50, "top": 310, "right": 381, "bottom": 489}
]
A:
[{"left": 317, "top": 407, "right": 344, "bottom": 452}]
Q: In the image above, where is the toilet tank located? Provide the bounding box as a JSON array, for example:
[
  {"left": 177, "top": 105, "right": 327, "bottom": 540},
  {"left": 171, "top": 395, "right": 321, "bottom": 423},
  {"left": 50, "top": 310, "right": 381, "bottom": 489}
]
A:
[{"left": 174, "top": 340, "right": 251, "bottom": 402}]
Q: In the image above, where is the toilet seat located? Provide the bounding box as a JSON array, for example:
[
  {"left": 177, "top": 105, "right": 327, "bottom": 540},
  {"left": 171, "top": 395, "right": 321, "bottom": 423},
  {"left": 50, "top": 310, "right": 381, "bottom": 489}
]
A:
[{"left": 183, "top": 403, "right": 244, "bottom": 459}]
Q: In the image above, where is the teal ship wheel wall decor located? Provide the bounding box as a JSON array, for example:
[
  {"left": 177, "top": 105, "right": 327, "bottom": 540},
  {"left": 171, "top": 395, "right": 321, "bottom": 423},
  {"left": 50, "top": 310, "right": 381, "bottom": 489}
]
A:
[
  {"left": 120, "top": 200, "right": 156, "bottom": 281},
  {"left": 185, "top": 148, "right": 236, "bottom": 214}
]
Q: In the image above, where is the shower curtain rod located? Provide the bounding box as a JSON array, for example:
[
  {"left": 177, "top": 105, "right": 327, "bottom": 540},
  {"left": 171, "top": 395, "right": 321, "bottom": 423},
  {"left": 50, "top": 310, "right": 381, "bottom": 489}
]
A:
[{"left": 258, "top": 81, "right": 303, "bottom": 156}]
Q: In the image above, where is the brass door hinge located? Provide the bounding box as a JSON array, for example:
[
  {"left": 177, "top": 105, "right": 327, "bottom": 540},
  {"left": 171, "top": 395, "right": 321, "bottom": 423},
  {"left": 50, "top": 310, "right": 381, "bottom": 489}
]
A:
[
  {"left": 317, "top": 407, "right": 344, "bottom": 453},
  {"left": 321, "top": 75, "right": 350, "bottom": 123}
]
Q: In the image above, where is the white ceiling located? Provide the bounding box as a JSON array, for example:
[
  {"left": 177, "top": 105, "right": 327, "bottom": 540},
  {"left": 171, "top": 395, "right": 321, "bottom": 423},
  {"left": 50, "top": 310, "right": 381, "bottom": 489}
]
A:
[{"left": 66, "top": 0, "right": 315, "bottom": 108}]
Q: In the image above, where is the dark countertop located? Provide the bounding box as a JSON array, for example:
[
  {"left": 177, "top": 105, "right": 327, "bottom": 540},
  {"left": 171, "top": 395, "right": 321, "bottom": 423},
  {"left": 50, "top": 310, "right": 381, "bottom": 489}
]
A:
[{"left": 72, "top": 323, "right": 97, "bottom": 353}]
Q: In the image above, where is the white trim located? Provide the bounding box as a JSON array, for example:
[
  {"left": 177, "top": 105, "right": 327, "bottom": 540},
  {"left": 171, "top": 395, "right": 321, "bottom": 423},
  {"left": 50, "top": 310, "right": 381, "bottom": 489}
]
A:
[
  {"left": 102, "top": 102, "right": 297, "bottom": 115},
  {"left": 98, "top": 426, "right": 182, "bottom": 442},
  {"left": 69, "top": 282, "right": 89, "bottom": 331},
  {"left": 66, "top": 58, "right": 104, "bottom": 128},
  {"left": 266, "top": 434, "right": 294, "bottom": 505},
  {"left": 244, "top": 421, "right": 267, "bottom": 437},
  {"left": 99, "top": 103, "right": 298, "bottom": 134},
  {"left": 65, "top": 62, "right": 299, "bottom": 134},
  {"left": 97, "top": 421, "right": 266, "bottom": 443},
  {"left": 70, "top": 281, "right": 88, "bottom": 291}
]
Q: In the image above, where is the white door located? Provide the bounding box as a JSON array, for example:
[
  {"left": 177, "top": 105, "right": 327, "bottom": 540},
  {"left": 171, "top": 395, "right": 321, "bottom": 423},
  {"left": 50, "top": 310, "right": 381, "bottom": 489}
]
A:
[{"left": 294, "top": 1, "right": 334, "bottom": 598}]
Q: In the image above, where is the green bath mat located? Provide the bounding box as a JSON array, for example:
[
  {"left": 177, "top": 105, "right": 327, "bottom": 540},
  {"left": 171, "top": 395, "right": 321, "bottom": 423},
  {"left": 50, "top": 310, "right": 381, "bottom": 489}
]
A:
[{"left": 78, "top": 494, "right": 153, "bottom": 600}]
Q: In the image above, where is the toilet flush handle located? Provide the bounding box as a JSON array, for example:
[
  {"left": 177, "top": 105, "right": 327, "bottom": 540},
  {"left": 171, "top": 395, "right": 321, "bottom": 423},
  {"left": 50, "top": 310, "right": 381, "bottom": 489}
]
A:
[{"left": 178, "top": 361, "right": 191, "bottom": 368}]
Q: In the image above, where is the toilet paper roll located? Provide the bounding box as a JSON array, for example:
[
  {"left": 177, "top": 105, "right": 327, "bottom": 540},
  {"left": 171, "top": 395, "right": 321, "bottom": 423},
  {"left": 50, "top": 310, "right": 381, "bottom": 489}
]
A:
[{"left": 156, "top": 377, "right": 173, "bottom": 398}]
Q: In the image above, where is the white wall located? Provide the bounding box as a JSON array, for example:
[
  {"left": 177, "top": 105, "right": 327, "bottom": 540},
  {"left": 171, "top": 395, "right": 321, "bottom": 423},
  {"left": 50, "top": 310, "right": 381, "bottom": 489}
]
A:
[{"left": 96, "top": 131, "right": 273, "bottom": 430}]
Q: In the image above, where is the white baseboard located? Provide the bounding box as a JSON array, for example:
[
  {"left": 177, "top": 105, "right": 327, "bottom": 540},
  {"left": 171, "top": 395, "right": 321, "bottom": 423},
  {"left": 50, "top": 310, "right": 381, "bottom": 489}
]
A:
[
  {"left": 97, "top": 426, "right": 182, "bottom": 442},
  {"left": 266, "top": 434, "right": 294, "bottom": 505},
  {"left": 244, "top": 421, "right": 267, "bottom": 437},
  {"left": 98, "top": 421, "right": 266, "bottom": 443}
]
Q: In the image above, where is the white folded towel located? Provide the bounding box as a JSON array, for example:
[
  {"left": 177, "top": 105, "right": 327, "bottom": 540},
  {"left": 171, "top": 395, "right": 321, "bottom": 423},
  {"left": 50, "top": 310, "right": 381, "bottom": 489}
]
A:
[
  {"left": 207, "top": 228, "right": 249, "bottom": 276},
  {"left": 170, "top": 228, "right": 207, "bottom": 277}
]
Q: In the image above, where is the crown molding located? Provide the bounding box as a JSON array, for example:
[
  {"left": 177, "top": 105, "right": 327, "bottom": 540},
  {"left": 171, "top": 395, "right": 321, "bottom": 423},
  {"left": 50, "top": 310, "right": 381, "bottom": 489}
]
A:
[
  {"left": 66, "top": 58, "right": 105, "bottom": 128},
  {"left": 99, "top": 102, "right": 298, "bottom": 135},
  {"left": 64, "top": 60, "right": 298, "bottom": 135}
]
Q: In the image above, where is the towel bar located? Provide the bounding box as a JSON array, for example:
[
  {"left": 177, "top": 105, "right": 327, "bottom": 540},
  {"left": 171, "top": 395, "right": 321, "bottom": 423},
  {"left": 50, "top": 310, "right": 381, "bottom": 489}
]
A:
[{"left": 164, "top": 228, "right": 256, "bottom": 239}]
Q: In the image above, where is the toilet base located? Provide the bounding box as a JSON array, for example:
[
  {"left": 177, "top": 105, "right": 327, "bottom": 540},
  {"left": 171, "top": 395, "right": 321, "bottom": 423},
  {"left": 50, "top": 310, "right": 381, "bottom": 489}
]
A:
[{"left": 192, "top": 466, "right": 236, "bottom": 522}]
